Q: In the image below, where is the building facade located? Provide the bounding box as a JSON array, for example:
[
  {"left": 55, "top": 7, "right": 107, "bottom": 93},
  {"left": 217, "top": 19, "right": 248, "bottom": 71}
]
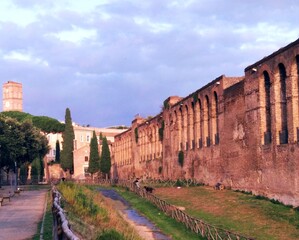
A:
[
  {"left": 112, "top": 38, "right": 299, "bottom": 207},
  {"left": 45, "top": 125, "right": 126, "bottom": 180},
  {"left": 2, "top": 81, "right": 23, "bottom": 112}
]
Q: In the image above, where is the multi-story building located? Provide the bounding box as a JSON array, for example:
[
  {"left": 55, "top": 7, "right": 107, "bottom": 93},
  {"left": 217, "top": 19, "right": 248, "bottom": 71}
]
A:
[
  {"left": 2, "top": 81, "right": 23, "bottom": 112},
  {"left": 1, "top": 81, "right": 126, "bottom": 181},
  {"left": 45, "top": 125, "right": 126, "bottom": 180},
  {"left": 112, "top": 38, "right": 299, "bottom": 207}
]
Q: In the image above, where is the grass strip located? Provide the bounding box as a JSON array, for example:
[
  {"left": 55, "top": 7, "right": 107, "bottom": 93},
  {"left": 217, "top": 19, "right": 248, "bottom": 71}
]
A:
[
  {"left": 57, "top": 182, "right": 143, "bottom": 240},
  {"left": 32, "top": 190, "right": 53, "bottom": 240},
  {"left": 155, "top": 186, "right": 299, "bottom": 240}
]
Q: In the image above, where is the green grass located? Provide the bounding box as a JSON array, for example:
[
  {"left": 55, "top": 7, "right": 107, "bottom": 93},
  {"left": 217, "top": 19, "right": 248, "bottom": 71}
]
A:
[
  {"left": 57, "top": 182, "right": 142, "bottom": 240},
  {"left": 154, "top": 186, "right": 299, "bottom": 240},
  {"left": 115, "top": 187, "right": 204, "bottom": 240},
  {"left": 21, "top": 184, "right": 51, "bottom": 191},
  {"left": 31, "top": 191, "right": 53, "bottom": 240}
]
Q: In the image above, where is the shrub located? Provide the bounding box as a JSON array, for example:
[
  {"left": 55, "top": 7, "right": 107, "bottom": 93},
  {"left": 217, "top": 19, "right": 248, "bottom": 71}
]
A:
[
  {"left": 175, "top": 179, "right": 183, "bottom": 187},
  {"left": 178, "top": 151, "right": 184, "bottom": 167},
  {"left": 96, "top": 229, "right": 125, "bottom": 240}
]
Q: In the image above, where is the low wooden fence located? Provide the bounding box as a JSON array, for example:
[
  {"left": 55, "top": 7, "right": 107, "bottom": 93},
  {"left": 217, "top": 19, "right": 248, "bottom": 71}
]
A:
[
  {"left": 52, "top": 187, "right": 80, "bottom": 240},
  {"left": 74, "top": 178, "right": 254, "bottom": 239},
  {"left": 116, "top": 179, "right": 255, "bottom": 240}
]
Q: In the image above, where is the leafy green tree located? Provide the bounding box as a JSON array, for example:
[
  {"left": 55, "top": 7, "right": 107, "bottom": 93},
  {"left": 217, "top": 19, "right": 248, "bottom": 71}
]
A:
[
  {"left": 88, "top": 131, "right": 100, "bottom": 178},
  {"left": 0, "top": 111, "right": 32, "bottom": 122},
  {"left": 60, "top": 108, "right": 75, "bottom": 175},
  {"left": 0, "top": 111, "right": 64, "bottom": 133},
  {"left": 31, "top": 158, "right": 40, "bottom": 184},
  {"left": 32, "top": 116, "right": 65, "bottom": 133},
  {"left": 39, "top": 158, "right": 44, "bottom": 181},
  {"left": 55, "top": 140, "right": 60, "bottom": 163},
  {"left": 0, "top": 116, "right": 49, "bottom": 184},
  {"left": 19, "top": 163, "right": 29, "bottom": 184},
  {"left": 19, "top": 120, "right": 48, "bottom": 165},
  {"left": 100, "top": 137, "right": 111, "bottom": 180},
  {"left": 0, "top": 118, "right": 26, "bottom": 171}
]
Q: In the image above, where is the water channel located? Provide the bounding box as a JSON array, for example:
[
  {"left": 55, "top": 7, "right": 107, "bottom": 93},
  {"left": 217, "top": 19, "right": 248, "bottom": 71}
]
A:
[{"left": 98, "top": 188, "right": 172, "bottom": 240}]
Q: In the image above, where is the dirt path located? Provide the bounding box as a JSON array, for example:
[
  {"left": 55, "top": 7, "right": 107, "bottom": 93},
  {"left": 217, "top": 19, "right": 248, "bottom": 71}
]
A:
[
  {"left": 99, "top": 189, "right": 171, "bottom": 240},
  {"left": 0, "top": 188, "right": 47, "bottom": 240}
]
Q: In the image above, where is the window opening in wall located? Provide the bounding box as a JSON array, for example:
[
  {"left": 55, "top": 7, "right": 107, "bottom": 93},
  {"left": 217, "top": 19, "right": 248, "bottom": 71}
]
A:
[
  {"left": 213, "top": 92, "right": 219, "bottom": 145},
  {"left": 84, "top": 167, "right": 89, "bottom": 177},
  {"left": 204, "top": 95, "right": 211, "bottom": 147},
  {"left": 198, "top": 99, "right": 203, "bottom": 148},
  {"left": 198, "top": 138, "right": 202, "bottom": 148},
  {"left": 191, "top": 102, "right": 195, "bottom": 148},
  {"left": 85, "top": 156, "right": 88, "bottom": 162},
  {"left": 279, "top": 63, "right": 288, "bottom": 144},
  {"left": 264, "top": 71, "right": 272, "bottom": 144},
  {"left": 297, "top": 56, "right": 299, "bottom": 142}
]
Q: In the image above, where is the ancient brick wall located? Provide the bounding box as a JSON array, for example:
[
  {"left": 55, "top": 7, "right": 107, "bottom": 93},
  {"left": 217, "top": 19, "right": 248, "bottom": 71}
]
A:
[
  {"left": 243, "top": 40, "right": 299, "bottom": 206},
  {"left": 112, "top": 38, "right": 299, "bottom": 206}
]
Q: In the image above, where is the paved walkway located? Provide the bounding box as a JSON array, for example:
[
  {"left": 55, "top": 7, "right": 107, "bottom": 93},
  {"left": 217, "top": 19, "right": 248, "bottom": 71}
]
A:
[{"left": 0, "top": 187, "right": 48, "bottom": 240}]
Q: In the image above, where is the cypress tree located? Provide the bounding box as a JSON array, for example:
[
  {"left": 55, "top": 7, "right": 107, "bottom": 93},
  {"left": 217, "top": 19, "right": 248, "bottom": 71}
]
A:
[
  {"left": 39, "top": 157, "right": 44, "bottom": 181},
  {"left": 60, "top": 108, "right": 75, "bottom": 175},
  {"left": 88, "top": 131, "right": 100, "bottom": 178},
  {"left": 55, "top": 140, "right": 60, "bottom": 163},
  {"left": 100, "top": 137, "right": 111, "bottom": 180}
]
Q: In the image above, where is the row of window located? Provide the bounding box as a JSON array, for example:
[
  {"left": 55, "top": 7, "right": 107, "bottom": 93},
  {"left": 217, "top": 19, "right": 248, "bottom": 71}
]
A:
[
  {"left": 260, "top": 55, "right": 299, "bottom": 145},
  {"left": 167, "top": 92, "right": 219, "bottom": 151}
]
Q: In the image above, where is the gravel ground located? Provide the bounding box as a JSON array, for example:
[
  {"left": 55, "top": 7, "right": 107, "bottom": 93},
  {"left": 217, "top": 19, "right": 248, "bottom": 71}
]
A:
[{"left": 0, "top": 187, "right": 47, "bottom": 240}]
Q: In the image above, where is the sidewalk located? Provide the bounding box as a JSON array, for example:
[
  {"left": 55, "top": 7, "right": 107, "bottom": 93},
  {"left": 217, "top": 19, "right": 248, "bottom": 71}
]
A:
[{"left": 0, "top": 187, "right": 48, "bottom": 240}]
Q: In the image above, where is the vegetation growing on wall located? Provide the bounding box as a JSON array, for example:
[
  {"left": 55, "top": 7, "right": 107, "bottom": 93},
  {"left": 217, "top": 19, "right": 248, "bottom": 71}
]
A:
[
  {"left": 178, "top": 150, "right": 184, "bottom": 167},
  {"left": 159, "top": 120, "right": 165, "bottom": 141},
  {"left": 163, "top": 99, "right": 170, "bottom": 110},
  {"left": 193, "top": 92, "right": 198, "bottom": 104},
  {"left": 134, "top": 127, "right": 139, "bottom": 143}
]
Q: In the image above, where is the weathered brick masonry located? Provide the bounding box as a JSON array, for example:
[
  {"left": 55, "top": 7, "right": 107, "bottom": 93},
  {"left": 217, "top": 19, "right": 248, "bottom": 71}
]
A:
[{"left": 112, "top": 38, "right": 299, "bottom": 206}]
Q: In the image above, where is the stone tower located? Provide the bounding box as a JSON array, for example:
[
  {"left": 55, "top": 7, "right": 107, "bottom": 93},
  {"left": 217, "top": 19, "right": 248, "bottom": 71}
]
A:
[{"left": 2, "top": 81, "right": 23, "bottom": 112}]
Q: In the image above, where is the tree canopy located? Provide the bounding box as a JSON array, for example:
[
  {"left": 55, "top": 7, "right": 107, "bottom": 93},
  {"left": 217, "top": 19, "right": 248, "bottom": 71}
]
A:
[
  {"left": 0, "top": 111, "right": 64, "bottom": 133},
  {"left": 0, "top": 116, "right": 49, "bottom": 172}
]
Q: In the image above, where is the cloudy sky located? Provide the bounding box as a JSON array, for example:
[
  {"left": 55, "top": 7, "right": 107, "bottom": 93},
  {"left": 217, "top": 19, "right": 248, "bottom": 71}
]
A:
[{"left": 0, "top": 0, "right": 298, "bottom": 127}]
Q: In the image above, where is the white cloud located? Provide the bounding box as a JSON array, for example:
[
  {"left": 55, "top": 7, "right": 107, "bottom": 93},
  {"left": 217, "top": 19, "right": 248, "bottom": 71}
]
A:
[
  {"left": 133, "top": 17, "right": 173, "bottom": 33},
  {"left": 0, "top": 0, "right": 298, "bottom": 126},
  {"left": 47, "top": 26, "right": 97, "bottom": 44},
  {"left": 3, "top": 51, "right": 49, "bottom": 66}
]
